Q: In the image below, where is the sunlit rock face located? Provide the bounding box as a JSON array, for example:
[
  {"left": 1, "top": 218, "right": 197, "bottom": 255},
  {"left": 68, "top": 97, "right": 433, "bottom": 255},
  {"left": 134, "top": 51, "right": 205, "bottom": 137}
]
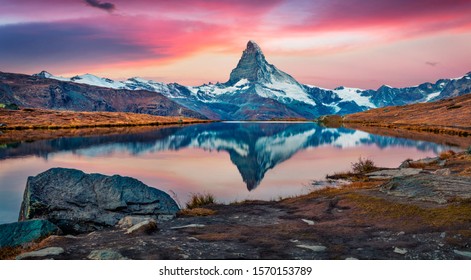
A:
[{"left": 226, "top": 40, "right": 298, "bottom": 86}]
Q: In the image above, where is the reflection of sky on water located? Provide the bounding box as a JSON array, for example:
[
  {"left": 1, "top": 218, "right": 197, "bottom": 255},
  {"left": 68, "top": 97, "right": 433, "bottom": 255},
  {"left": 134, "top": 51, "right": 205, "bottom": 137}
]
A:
[{"left": 0, "top": 122, "right": 457, "bottom": 224}]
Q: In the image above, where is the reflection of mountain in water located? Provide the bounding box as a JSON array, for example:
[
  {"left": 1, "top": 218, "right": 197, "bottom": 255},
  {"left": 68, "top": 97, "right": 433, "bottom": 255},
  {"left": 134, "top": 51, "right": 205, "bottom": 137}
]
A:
[{"left": 0, "top": 122, "right": 452, "bottom": 190}]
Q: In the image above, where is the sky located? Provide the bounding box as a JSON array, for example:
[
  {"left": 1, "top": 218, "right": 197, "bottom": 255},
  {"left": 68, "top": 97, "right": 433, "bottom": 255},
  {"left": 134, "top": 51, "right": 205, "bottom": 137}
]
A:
[{"left": 1, "top": 0, "right": 471, "bottom": 89}]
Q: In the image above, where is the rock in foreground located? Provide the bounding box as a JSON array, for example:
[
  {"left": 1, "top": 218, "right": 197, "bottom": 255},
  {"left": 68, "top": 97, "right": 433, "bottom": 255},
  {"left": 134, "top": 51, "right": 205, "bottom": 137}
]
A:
[
  {"left": 0, "top": 220, "right": 61, "bottom": 248},
  {"left": 19, "top": 168, "right": 179, "bottom": 233},
  {"left": 16, "top": 247, "right": 64, "bottom": 260},
  {"left": 380, "top": 174, "right": 471, "bottom": 204}
]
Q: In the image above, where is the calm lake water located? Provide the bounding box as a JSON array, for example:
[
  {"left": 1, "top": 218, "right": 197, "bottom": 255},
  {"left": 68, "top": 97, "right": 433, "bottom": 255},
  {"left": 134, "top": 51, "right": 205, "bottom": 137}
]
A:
[{"left": 0, "top": 122, "right": 457, "bottom": 224}]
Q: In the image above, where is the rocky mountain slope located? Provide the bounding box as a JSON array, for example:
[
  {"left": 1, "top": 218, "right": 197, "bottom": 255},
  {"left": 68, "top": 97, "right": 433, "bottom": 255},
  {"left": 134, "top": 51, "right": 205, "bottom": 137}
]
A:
[
  {"left": 2, "top": 41, "right": 470, "bottom": 120},
  {"left": 0, "top": 72, "right": 205, "bottom": 119},
  {"left": 344, "top": 92, "right": 471, "bottom": 135},
  {"left": 36, "top": 41, "right": 471, "bottom": 120}
]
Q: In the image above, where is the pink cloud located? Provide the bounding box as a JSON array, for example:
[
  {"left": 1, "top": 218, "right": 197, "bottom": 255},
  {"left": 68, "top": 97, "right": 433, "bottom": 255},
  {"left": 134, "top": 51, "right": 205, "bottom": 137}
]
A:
[
  {"left": 1, "top": 0, "right": 471, "bottom": 87},
  {"left": 281, "top": 0, "right": 471, "bottom": 37}
]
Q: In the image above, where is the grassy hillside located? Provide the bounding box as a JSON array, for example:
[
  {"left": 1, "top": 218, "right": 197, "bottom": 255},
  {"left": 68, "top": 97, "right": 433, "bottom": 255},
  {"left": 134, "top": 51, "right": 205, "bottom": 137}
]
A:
[
  {"left": 343, "top": 93, "right": 471, "bottom": 136},
  {"left": 0, "top": 108, "right": 209, "bottom": 130}
]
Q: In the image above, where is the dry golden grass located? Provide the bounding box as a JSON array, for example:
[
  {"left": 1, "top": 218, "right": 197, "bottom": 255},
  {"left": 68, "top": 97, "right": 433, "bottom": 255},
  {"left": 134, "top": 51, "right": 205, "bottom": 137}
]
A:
[
  {"left": 439, "top": 150, "right": 456, "bottom": 160},
  {"left": 185, "top": 193, "right": 216, "bottom": 209},
  {"left": 0, "top": 126, "right": 181, "bottom": 145},
  {"left": 408, "top": 162, "right": 427, "bottom": 168},
  {"left": 460, "top": 167, "right": 471, "bottom": 176},
  {"left": 0, "top": 108, "right": 209, "bottom": 130},
  {"left": 0, "top": 237, "right": 50, "bottom": 260},
  {"left": 347, "top": 193, "right": 471, "bottom": 228},
  {"left": 343, "top": 94, "right": 471, "bottom": 136},
  {"left": 282, "top": 181, "right": 382, "bottom": 204},
  {"left": 178, "top": 208, "right": 217, "bottom": 217},
  {"left": 0, "top": 246, "right": 24, "bottom": 260},
  {"left": 318, "top": 115, "right": 343, "bottom": 127},
  {"left": 343, "top": 124, "right": 471, "bottom": 148}
]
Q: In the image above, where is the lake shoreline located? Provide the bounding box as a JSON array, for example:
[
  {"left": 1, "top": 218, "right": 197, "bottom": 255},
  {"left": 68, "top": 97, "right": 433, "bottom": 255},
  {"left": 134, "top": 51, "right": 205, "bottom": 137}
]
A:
[
  {"left": 0, "top": 108, "right": 211, "bottom": 130},
  {"left": 0, "top": 108, "right": 212, "bottom": 144},
  {"left": 343, "top": 123, "right": 471, "bottom": 148},
  {"left": 341, "top": 94, "right": 471, "bottom": 138},
  {"left": 344, "top": 121, "right": 471, "bottom": 137},
  {"left": 2, "top": 150, "right": 471, "bottom": 260}
]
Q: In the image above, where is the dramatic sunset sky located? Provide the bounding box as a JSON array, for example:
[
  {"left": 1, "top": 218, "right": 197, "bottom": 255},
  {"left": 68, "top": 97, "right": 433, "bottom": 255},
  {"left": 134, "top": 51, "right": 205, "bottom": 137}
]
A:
[{"left": 1, "top": 0, "right": 471, "bottom": 88}]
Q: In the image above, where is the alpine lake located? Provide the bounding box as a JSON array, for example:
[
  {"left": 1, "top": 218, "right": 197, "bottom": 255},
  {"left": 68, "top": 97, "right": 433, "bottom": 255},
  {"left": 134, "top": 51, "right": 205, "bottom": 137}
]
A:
[{"left": 0, "top": 121, "right": 460, "bottom": 224}]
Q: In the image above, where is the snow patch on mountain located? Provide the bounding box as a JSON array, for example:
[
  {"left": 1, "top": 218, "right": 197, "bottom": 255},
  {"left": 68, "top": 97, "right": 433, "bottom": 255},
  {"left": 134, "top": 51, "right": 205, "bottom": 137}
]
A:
[
  {"left": 70, "top": 74, "right": 124, "bottom": 89},
  {"left": 332, "top": 87, "right": 375, "bottom": 108},
  {"left": 424, "top": 91, "right": 441, "bottom": 102},
  {"left": 262, "top": 80, "right": 316, "bottom": 106},
  {"left": 188, "top": 79, "right": 250, "bottom": 99}
]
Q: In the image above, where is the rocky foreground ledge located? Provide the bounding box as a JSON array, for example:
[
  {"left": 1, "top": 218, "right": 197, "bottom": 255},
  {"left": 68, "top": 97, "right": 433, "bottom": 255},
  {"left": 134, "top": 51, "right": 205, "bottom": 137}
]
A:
[{"left": 1, "top": 152, "right": 471, "bottom": 260}]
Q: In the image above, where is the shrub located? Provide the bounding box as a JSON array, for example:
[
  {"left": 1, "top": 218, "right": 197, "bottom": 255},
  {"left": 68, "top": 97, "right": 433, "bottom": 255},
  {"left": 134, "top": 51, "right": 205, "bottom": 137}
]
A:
[
  {"left": 178, "top": 208, "right": 216, "bottom": 217},
  {"left": 439, "top": 150, "right": 456, "bottom": 160},
  {"left": 186, "top": 193, "right": 215, "bottom": 209},
  {"left": 5, "top": 103, "right": 19, "bottom": 110},
  {"left": 467, "top": 146, "right": 471, "bottom": 155},
  {"left": 351, "top": 157, "right": 377, "bottom": 173},
  {"left": 0, "top": 103, "right": 19, "bottom": 110}
]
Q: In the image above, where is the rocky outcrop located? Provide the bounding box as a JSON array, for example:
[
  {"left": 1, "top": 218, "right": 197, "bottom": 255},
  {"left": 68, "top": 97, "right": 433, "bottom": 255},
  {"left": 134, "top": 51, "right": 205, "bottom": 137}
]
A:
[
  {"left": 19, "top": 168, "right": 179, "bottom": 233},
  {"left": 0, "top": 220, "right": 61, "bottom": 248},
  {"left": 366, "top": 168, "right": 423, "bottom": 180},
  {"left": 87, "top": 249, "right": 128, "bottom": 260},
  {"left": 117, "top": 216, "right": 154, "bottom": 229},
  {"left": 380, "top": 174, "right": 471, "bottom": 204},
  {"left": 16, "top": 247, "right": 64, "bottom": 260},
  {"left": 226, "top": 40, "right": 281, "bottom": 85},
  {"left": 125, "top": 219, "right": 157, "bottom": 235}
]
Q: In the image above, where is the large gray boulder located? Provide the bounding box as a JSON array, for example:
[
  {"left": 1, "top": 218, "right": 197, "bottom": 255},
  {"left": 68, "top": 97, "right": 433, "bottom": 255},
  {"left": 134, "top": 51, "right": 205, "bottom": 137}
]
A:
[
  {"left": 0, "top": 219, "right": 61, "bottom": 248},
  {"left": 19, "top": 168, "right": 180, "bottom": 233}
]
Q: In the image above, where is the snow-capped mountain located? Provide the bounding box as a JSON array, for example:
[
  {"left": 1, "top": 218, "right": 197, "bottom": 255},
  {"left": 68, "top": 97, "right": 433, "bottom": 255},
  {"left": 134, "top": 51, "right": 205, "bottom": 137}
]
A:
[
  {"left": 2, "top": 71, "right": 205, "bottom": 119},
  {"left": 35, "top": 41, "right": 471, "bottom": 120}
]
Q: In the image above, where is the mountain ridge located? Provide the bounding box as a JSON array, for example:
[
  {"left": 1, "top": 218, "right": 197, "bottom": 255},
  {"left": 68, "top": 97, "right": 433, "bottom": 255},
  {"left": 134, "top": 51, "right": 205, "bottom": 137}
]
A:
[
  {"left": 0, "top": 71, "right": 206, "bottom": 119},
  {"left": 4, "top": 41, "right": 471, "bottom": 120}
]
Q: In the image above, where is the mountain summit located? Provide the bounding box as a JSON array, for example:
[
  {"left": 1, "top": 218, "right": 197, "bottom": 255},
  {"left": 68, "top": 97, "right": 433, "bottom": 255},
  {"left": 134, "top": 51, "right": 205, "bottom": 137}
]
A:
[
  {"left": 27, "top": 41, "right": 471, "bottom": 120},
  {"left": 226, "top": 40, "right": 268, "bottom": 85},
  {"left": 226, "top": 40, "right": 299, "bottom": 87}
]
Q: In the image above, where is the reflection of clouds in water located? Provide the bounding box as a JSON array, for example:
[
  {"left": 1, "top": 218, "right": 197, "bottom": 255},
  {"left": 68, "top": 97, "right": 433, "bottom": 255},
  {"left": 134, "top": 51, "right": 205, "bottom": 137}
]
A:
[
  {"left": 1, "top": 122, "right": 455, "bottom": 191},
  {"left": 0, "top": 122, "right": 457, "bottom": 224}
]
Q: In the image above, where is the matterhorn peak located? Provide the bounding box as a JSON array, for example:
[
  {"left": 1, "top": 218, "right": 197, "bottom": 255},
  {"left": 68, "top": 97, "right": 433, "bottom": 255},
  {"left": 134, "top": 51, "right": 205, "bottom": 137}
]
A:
[
  {"left": 225, "top": 40, "right": 302, "bottom": 89},
  {"left": 226, "top": 41, "right": 273, "bottom": 85},
  {"left": 245, "top": 40, "right": 263, "bottom": 54}
]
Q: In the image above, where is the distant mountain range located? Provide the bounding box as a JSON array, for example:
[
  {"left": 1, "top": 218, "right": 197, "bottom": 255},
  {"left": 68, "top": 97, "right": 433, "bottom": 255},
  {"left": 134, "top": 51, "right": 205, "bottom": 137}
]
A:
[
  {"left": 0, "top": 72, "right": 205, "bottom": 119},
  {"left": 1, "top": 41, "right": 470, "bottom": 120}
]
